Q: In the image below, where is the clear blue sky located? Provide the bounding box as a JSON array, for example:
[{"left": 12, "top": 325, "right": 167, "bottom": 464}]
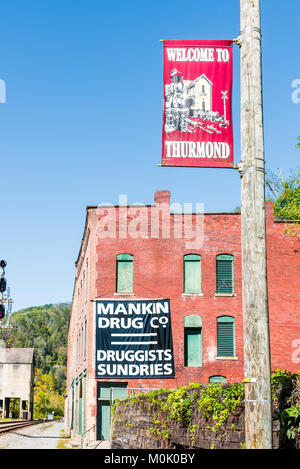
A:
[{"left": 0, "top": 0, "right": 299, "bottom": 312}]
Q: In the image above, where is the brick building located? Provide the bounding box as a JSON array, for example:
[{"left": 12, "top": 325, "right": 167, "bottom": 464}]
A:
[
  {"left": 65, "top": 191, "right": 300, "bottom": 443},
  {"left": 0, "top": 348, "right": 34, "bottom": 420}
]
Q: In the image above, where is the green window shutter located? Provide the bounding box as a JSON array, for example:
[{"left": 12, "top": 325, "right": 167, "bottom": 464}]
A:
[
  {"left": 184, "top": 315, "right": 202, "bottom": 328},
  {"left": 216, "top": 254, "right": 233, "bottom": 293},
  {"left": 116, "top": 254, "right": 133, "bottom": 293},
  {"left": 217, "top": 316, "right": 235, "bottom": 357},
  {"left": 209, "top": 376, "right": 227, "bottom": 383},
  {"left": 184, "top": 254, "right": 201, "bottom": 293}
]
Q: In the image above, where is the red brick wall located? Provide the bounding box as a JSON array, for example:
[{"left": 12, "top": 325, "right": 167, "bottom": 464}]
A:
[
  {"left": 91, "top": 193, "right": 300, "bottom": 390},
  {"left": 265, "top": 202, "right": 300, "bottom": 372}
]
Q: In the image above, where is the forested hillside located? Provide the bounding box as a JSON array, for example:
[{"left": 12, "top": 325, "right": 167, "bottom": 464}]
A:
[{"left": 0, "top": 303, "right": 70, "bottom": 415}]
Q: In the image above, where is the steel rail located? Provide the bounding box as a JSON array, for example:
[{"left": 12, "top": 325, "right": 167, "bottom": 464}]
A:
[{"left": 0, "top": 420, "right": 44, "bottom": 435}]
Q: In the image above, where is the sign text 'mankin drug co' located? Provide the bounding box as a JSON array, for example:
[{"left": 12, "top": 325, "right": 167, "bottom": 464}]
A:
[
  {"left": 161, "top": 40, "right": 234, "bottom": 168},
  {"left": 95, "top": 299, "right": 175, "bottom": 379}
]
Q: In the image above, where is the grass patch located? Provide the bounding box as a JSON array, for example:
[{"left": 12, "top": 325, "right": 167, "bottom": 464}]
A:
[
  {"left": 56, "top": 439, "right": 72, "bottom": 449},
  {"left": 56, "top": 429, "right": 75, "bottom": 449}
]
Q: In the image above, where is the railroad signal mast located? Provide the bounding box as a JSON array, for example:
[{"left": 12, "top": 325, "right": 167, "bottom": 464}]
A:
[{"left": 0, "top": 260, "right": 13, "bottom": 328}]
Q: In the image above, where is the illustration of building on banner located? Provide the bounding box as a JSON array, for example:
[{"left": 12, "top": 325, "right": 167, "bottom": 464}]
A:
[{"left": 164, "top": 68, "right": 230, "bottom": 134}]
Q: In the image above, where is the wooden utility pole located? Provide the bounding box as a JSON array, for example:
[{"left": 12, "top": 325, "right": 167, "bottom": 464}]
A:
[{"left": 237, "top": 0, "right": 273, "bottom": 449}]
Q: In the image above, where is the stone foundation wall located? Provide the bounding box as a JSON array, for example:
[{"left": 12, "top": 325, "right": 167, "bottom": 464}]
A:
[{"left": 111, "top": 389, "right": 282, "bottom": 450}]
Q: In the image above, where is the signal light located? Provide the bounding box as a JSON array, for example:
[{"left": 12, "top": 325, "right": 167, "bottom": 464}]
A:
[
  {"left": 0, "top": 278, "right": 6, "bottom": 293},
  {"left": 0, "top": 304, "right": 5, "bottom": 319},
  {"left": 0, "top": 260, "right": 6, "bottom": 269}
]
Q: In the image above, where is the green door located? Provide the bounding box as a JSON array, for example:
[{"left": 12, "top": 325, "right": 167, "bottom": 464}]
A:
[
  {"left": 78, "top": 396, "right": 82, "bottom": 435},
  {"left": 78, "top": 380, "right": 83, "bottom": 435},
  {"left": 97, "top": 383, "right": 128, "bottom": 441},
  {"left": 70, "top": 381, "right": 74, "bottom": 431},
  {"left": 99, "top": 401, "right": 110, "bottom": 440},
  {"left": 185, "top": 328, "right": 202, "bottom": 367}
]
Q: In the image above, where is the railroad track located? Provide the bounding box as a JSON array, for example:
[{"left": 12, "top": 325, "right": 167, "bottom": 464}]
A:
[{"left": 0, "top": 420, "right": 44, "bottom": 435}]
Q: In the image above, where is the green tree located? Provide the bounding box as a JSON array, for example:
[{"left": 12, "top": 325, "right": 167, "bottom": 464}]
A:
[
  {"left": 265, "top": 169, "right": 300, "bottom": 221},
  {"left": 234, "top": 139, "right": 299, "bottom": 217},
  {"left": 33, "top": 369, "right": 65, "bottom": 420},
  {"left": 273, "top": 173, "right": 300, "bottom": 221},
  {"left": 0, "top": 303, "right": 70, "bottom": 395}
]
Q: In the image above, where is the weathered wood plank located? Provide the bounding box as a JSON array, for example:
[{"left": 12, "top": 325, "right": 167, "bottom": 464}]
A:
[{"left": 239, "top": 0, "right": 273, "bottom": 449}]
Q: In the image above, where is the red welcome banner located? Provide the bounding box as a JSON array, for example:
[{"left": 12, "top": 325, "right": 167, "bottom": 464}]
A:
[{"left": 161, "top": 40, "right": 234, "bottom": 168}]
